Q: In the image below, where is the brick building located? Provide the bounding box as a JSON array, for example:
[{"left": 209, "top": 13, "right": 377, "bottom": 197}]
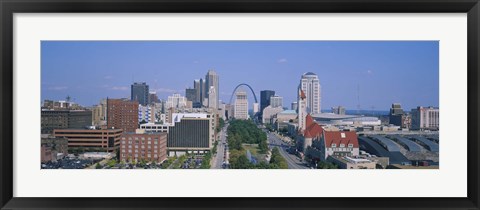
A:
[
  {"left": 107, "top": 98, "right": 139, "bottom": 132},
  {"left": 120, "top": 130, "right": 167, "bottom": 163}
]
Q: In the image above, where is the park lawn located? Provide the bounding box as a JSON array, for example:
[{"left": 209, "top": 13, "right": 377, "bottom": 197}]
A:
[{"left": 242, "top": 144, "right": 267, "bottom": 163}]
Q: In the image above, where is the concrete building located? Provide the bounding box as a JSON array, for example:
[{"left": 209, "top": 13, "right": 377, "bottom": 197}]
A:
[
  {"left": 166, "top": 93, "right": 187, "bottom": 109},
  {"left": 140, "top": 123, "right": 171, "bottom": 133},
  {"left": 411, "top": 106, "right": 439, "bottom": 130},
  {"left": 106, "top": 98, "right": 139, "bottom": 132},
  {"left": 262, "top": 105, "right": 284, "bottom": 124},
  {"left": 92, "top": 99, "right": 107, "bottom": 126},
  {"left": 208, "top": 86, "right": 217, "bottom": 109},
  {"left": 205, "top": 70, "right": 219, "bottom": 109},
  {"left": 273, "top": 110, "right": 298, "bottom": 130},
  {"left": 53, "top": 128, "right": 123, "bottom": 153},
  {"left": 120, "top": 130, "right": 167, "bottom": 163},
  {"left": 234, "top": 90, "right": 249, "bottom": 119},
  {"left": 298, "top": 72, "right": 321, "bottom": 114},
  {"left": 389, "top": 103, "right": 404, "bottom": 126},
  {"left": 260, "top": 90, "right": 275, "bottom": 117},
  {"left": 327, "top": 155, "right": 376, "bottom": 169},
  {"left": 138, "top": 105, "right": 155, "bottom": 123},
  {"left": 41, "top": 109, "right": 92, "bottom": 134},
  {"left": 291, "top": 102, "right": 298, "bottom": 111},
  {"left": 131, "top": 82, "right": 149, "bottom": 106},
  {"left": 270, "top": 95, "right": 283, "bottom": 108},
  {"left": 253, "top": 103, "right": 259, "bottom": 115},
  {"left": 332, "top": 106, "right": 346, "bottom": 115},
  {"left": 167, "top": 117, "right": 214, "bottom": 156}
]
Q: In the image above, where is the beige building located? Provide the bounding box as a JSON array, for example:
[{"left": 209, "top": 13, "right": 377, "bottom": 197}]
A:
[
  {"left": 411, "top": 106, "right": 439, "bottom": 130},
  {"left": 262, "top": 105, "right": 284, "bottom": 124},
  {"left": 234, "top": 90, "right": 248, "bottom": 119}
]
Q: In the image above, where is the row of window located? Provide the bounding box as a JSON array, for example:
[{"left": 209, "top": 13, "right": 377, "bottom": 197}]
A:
[
  {"left": 121, "top": 154, "right": 159, "bottom": 158},
  {"left": 122, "top": 149, "right": 159, "bottom": 153},
  {"left": 122, "top": 145, "right": 159, "bottom": 149},
  {"left": 331, "top": 143, "right": 354, "bottom": 148}
]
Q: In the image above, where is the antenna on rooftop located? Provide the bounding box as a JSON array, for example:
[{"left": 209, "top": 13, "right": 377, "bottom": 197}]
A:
[{"left": 356, "top": 84, "right": 361, "bottom": 115}]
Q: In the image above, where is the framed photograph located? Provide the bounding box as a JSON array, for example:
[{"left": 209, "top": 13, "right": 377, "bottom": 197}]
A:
[{"left": 1, "top": 0, "right": 479, "bottom": 209}]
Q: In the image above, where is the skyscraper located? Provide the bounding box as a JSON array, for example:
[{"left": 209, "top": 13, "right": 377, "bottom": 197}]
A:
[
  {"left": 260, "top": 90, "right": 275, "bottom": 114},
  {"left": 185, "top": 88, "right": 196, "bottom": 103},
  {"left": 205, "top": 70, "right": 219, "bottom": 109},
  {"left": 270, "top": 95, "right": 283, "bottom": 108},
  {"left": 298, "top": 72, "right": 321, "bottom": 114},
  {"left": 208, "top": 86, "right": 217, "bottom": 109},
  {"left": 131, "top": 82, "right": 149, "bottom": 106},
  {"left": 234, "top": 90, "right": 248, "bottom": 119}
]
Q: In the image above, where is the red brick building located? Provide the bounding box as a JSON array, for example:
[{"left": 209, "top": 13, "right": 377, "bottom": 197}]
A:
[
  {"left": 53, "top": 128, "right": 123, "bottom": 153},
  {"left": 107, "top": 98, "right": 139, "bottom": 132},
  {"left": 120, "top": 131, "right": 167, "bottom": 163}
]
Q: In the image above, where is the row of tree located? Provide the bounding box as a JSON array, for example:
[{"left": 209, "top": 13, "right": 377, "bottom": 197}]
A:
[
  {"left": 227, "top": 119, "right": 268, "bottom": 153},
  {"left": 227, "top": 119, "right": 289, "bottom": 169}
]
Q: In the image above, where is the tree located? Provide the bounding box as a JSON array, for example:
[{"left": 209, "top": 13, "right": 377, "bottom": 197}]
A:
[{"left": 95, "top": 163, "right": 102, "bottom": 169}]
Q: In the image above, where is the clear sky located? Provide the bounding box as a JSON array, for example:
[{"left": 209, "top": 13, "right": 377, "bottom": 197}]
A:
[{"left": 41, "top": 41, "right": 439, "bottom": 111}]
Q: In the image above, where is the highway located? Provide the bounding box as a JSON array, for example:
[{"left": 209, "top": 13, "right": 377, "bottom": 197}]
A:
[
  {"left": 211, "top": 123, "right": 229, "bottom": 169},
  {"left": 265, "top": 131, "right": 308, "bottom": 169}
]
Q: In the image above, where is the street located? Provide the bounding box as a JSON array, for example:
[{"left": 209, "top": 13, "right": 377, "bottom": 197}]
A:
[
  {"left": 211, "top": 123, "right": 229, "bottom": 169},
  {"left": 266, "top": 131, "right": 308, "bottom": 169}
]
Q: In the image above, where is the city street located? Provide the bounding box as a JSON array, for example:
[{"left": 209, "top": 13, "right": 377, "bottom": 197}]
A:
[
  {"left": 266, "top": 131, "right": 308, "bottom": 169},
  {"left": 211, "top": 123, "right": 229, "bottom": 169}
]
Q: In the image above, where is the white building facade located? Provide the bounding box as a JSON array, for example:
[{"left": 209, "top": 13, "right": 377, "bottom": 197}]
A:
[
  {"left": 299, "top": 72, "right": 321, "bottom": 114},
  {"left": 270, "top": 95, "right": 283, "bottom": 108},
  {"left": 411, "top": 106, "right": 439, "bottom": 130},
  {"left": 234, "top": 90, "right": 249, "bottom": 119},
  {"left": 166, "top": 93, "right": 187, "bottom": 109}
]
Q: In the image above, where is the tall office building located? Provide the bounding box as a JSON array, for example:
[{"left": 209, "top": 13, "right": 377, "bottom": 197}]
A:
[
  {"left": 208, "top": 86, "right": 217, "bottom": 109},
  {"left": 260, "top": 90, "right": 275, "bottom": 114},
  {"left": 411, "top": 106, "right": 439, "bottom": 130},
  {"left": 131, "top": 82, "right": 149, "bottom": 106},
  {"left": 389, "top": 103, "right": 404, "bottom": 126},
  {"left": 270, "top": 95, "right": 283, "bottom": 108},
  {"left": 185, "top": 88, "right": 197, "bottom": 103},
  {"left": 205, "top": 70, "right": 219, "bottom": 109},
  {"left": 234, "top": 90, "right": 249, "bottom": 120},
  {"left": 291, "top": 102, "right": 298, "bottom": 111},
  {"left": 298, "top": 72, "right": 321, "bottom": 114},
  {"left": 107, "top": 98, "right": 139, "bottom": 132}
]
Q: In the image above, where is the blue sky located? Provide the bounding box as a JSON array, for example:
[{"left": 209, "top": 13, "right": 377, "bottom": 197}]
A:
[{"left": 41, "top": 41, "right": 439, "bottom": 111}]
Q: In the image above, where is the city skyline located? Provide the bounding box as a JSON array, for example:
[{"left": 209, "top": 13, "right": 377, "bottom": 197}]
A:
[{"left": 41, "top": 41, "right": 439, "bottom": 111}]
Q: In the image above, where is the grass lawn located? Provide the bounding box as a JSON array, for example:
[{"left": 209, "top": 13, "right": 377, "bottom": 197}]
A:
[{"left": 242, "top": 144, "right": 267, "bottom": 163}]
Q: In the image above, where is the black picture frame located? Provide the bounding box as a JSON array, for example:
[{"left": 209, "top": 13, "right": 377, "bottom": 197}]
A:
[{"left": 1, "top": 0, "right": 479, "bottom": 209}]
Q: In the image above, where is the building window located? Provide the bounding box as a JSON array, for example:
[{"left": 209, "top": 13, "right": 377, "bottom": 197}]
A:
[
  {"left": 348, "top": 144, "right": 353, "bottom": 148},
  {"left": 340, "top": 144, "right": 345, "bottom": 148},
  {"left": 331, "top": 144, "right": 336, "bottom": 148}
]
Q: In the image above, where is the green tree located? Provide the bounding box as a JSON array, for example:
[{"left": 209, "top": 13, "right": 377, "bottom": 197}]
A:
[{"left": 95, "top": 163, "right": 102, "bottom": 169}]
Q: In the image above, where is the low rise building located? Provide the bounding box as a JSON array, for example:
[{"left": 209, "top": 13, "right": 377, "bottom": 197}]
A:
[
  {"left": 262, "top": 105, "right": 284, "bottom": 124},
  {"left": 41, "top": 109, "right": 92, "bottom": 134},
  {"left": 41, "top": 134, "right": 69, "bottom": 163},
  {"left": 327, "top": 155, "right": 376, "bottom": 169},
  {"left": 53, "top": 128, "right": 123, "bottom": 153},
  {"left": 120, "top": 130, "right": 167, "bottom": 163}
]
